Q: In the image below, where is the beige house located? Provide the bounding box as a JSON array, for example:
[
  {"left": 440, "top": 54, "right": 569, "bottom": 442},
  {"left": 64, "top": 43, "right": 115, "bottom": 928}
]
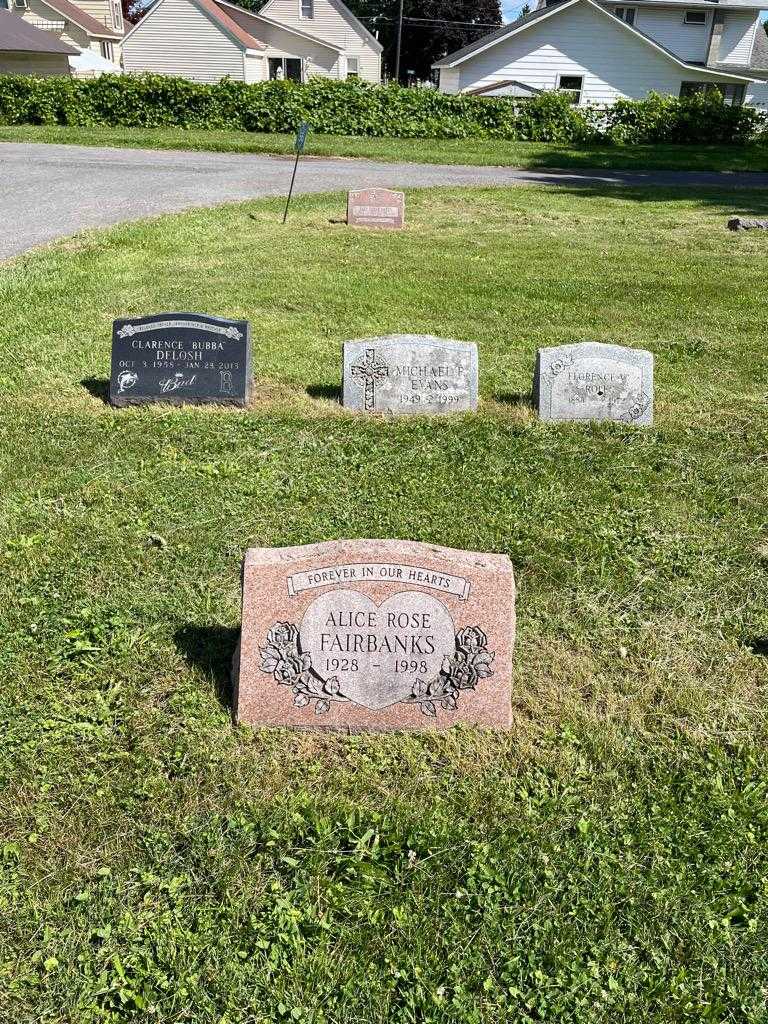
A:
[
  {"left": 0, "top": 7, "right": 77, "bottom": 74},
  {"left": 122, "top": 0, "right": 382, "bottom": 83},
  {"left": 1, "top": 0, "right": 124, "bottom": 68}
]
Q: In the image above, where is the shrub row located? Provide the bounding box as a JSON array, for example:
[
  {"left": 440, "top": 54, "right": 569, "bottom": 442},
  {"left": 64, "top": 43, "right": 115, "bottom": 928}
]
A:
[{"left": 0, "top": 73, "right": 765, "bottom": 145}]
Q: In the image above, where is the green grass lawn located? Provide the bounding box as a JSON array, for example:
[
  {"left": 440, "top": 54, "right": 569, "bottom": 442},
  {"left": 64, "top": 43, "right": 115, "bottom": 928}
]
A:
[
  {"left": 1, "top": 185, "right": 768, "bottom": 1022},
  {"left": 4, "top": 123, "right": 768, "bottom": 171}
]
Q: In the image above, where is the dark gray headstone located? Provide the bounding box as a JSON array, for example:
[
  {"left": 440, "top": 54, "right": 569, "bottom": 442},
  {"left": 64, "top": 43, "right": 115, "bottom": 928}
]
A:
[
  {"left": 110, "top": 313, "right": 251, "bottom": 407},
  {"left": 534, "top": 342, "right": 653, "bottom": 426},
  {"left": 342, "top": 334, "right": 478, "bottom": 415}
]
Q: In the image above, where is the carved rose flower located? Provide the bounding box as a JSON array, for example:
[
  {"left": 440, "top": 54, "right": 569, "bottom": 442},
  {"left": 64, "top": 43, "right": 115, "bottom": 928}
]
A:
[
  {"left": 455, "top": 626, "right": 487, "bottom": 656},
  {"left": 448, "top": 657, "right": 479, "bottom": 691},
  {"left": 472, "top": 651, "right": 495, "bottom": 679},
  {"left": 274, "top": 651, "right": 311, "bottom": 684},
  {"left": 267, "top": 622, "right": 298, "bottom": 649}
]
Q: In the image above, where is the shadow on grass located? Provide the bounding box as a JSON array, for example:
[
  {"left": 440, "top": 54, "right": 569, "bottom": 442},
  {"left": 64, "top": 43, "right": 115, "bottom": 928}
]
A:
[
  {"left": 495, "top": 391, "right": 534, "bottom": 409},
  {"left": 529, "top": 183, "right": 768, "bottom": 216},
  {"left": 82, "top": 377, "right": 110, "bottom": 403},
  {"left": 307, "top": 384, "right": 342, "bottom": 403},
  {"left": 174, "top": 623, "right": 239, "bottom": 710},
  {"left": 747, "top": 637, "right": 768, "bottom": 657}
]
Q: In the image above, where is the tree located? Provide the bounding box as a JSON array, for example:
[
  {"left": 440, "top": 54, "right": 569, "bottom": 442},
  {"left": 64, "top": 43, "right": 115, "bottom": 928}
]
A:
[
  {"left": 121, "top": 0, "right": 156, "bottom": 25},
  {"left": 341, "top": 0, "right": 503, "bottom": 81}
]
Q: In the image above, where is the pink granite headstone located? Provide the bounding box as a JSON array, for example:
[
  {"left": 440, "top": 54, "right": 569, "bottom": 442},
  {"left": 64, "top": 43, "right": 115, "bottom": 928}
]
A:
[
  {"left": 347, "top": 188, "right": 405, "bottom": 230},
  {"left": 234, "top": 539, "right": 515, "bottom": 732}
]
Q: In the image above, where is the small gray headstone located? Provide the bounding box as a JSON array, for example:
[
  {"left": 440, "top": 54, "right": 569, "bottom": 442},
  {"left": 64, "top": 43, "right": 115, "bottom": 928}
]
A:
[
  {"left": 534, "top": 341, "right": 653, "bottom": 426},
  {"left": 342, "top": 335, "right": 478, "bottom": 416},
  {"left": 728, "top": 217, "right": 768, "bottom": 232}
]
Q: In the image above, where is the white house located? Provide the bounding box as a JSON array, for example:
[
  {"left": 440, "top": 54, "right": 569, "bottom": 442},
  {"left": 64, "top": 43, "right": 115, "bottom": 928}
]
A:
[
  {"left": 122, "top": 0, "right": 382, "bottom": 83},
  {"left": 433, "top": 0, "right": 768, "bottom": 107}
]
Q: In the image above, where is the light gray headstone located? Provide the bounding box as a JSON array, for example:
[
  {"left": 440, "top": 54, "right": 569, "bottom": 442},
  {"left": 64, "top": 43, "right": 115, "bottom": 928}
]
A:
[
  {"left": 343, "top": 334, "right": 478, "bottom": 416},
  {"left": 534, "top": 342, "right": 653, "bottom": 426}
]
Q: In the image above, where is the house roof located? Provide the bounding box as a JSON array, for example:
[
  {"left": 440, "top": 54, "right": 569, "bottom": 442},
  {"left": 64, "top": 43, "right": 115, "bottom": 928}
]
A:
[
  {"left": 0, "top": 8, "right": 78, "bottom": 52},
  {"left": 433, "top": 0, "right": 755, "bottom": 82},
  {"left": 258, "top": 0, "right": 383, "bottom": 53},
  {"left": 466, "top": 78, "right": 543, "bottom": 96},
  {"left": 214, "top": 0, "right": 344, "bottom": 52},
  {"left": 199, "top": 0, "right": 266, "bottom": 48},
  {"left": 122, "top": 0, "right": 267, "bottom": 48},
  {"left": 37, "top": 0, "right": 123, "bottom": 38}
]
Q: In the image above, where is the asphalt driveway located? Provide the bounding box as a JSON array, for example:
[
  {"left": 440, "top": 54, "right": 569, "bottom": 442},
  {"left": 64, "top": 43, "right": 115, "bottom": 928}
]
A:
[{"left": 3, "top": 142, "right": 767, "bottom": 260}]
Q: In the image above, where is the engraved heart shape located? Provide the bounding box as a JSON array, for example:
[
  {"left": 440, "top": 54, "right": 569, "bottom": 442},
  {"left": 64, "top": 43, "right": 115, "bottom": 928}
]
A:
[{"left": 300, "top": 589, "right": 455, "bottom": 710}]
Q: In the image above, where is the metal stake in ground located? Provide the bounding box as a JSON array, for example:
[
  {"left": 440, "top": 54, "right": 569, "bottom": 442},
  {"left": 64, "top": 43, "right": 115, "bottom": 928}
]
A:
[{"left": 282, "top": 122, "right": 310, "bottom": 225}]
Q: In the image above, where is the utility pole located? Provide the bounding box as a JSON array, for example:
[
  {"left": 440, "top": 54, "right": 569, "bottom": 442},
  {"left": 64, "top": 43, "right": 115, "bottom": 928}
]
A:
[{"left": 394, "top": 0, "right": 404, "bottom": 82}]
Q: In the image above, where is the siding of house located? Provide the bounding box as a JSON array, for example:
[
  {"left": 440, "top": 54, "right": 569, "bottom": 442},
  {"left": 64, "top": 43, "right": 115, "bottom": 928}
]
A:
[
  {"left": 76, "top": 0, "right": 119, "bottom": 32},
  {"left": 439, "top": 68, "right": 460, "bottom": 93},
  {"left": 718, "top": 11, "right": 758, "bottom": 64},
  {"left": 244, "top": 52, "right": 265, "bottom": 80},
  {"left": 259, "top": 0, "right": 380, "bottom": 81},
  {"left": 123, "top": 0, "right": 246, "bottom": 81},
  {"left": 632, "top": 6, "right": 709, "bottom": 63},
  {"left": 0, "top": 51, "right": 71, "bottom": 74},
  {"left": 21, "top": 0, "right": 123, "bottom": 64},
  {"left": 746, "top": 80, "right": 768, "bottom": 107},
  {"left": 20, "top": 0, "right": 89, "bottom": 51},
  {"left": 223, "top": 9, "right": 341, "bottom": 77},
  {"left": 450, "top": 3, "right": 735, "bottom": 102}
]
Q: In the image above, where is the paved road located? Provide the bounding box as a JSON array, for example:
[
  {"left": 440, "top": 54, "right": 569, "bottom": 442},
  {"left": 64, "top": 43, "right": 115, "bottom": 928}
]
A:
[{"left": 3, "top": 142, "right": 767, "bottom": 260}]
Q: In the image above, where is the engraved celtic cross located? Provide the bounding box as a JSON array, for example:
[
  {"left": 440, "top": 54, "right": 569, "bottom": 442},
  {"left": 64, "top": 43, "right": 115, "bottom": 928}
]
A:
[{"left": 351, "top": 348, "right": 389, "bottom": 412}]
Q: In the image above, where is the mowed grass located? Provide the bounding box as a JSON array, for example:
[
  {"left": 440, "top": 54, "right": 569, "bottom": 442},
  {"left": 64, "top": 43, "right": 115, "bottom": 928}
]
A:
[
  {"left": 5, "top": 123, "right": 768, "bottom": 171},
  {"left": 1, "top": 186, "right": 768, "bottom": 1022}
]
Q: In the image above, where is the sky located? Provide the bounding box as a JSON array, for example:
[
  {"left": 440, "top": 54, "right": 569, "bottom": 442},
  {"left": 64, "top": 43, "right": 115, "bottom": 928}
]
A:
[{"left": 501, "top": 0, "right": 529, "bottom": 17}]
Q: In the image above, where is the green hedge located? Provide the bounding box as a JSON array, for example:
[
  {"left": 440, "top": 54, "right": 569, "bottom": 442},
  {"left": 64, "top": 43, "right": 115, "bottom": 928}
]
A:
[{"left": 0, "top": 73, "right": 764, "bottom": 145}]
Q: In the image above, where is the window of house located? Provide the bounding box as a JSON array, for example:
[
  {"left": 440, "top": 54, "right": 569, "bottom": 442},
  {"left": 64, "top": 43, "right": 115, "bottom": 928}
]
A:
[
  {"left": 112, "top": 0, "right": 122, "bottom": 29},
  {"left": 100, "top": 40, "right": 114, "bottom": 61},
  {"left": 680, "top": 80, "right": 744, "bottom": 105},
  {"left": 268, "top": 57, "right": 303, "bottom": 81},
  {"left": 557, "top": 74, "right": 583, "bottom": 105},
  {"left": 721, "top": 83, "right": 745, "bottom": 106},
  {"left": 347, "top": 56, "right": 359, "bottom": 78},
  {"left": 614, "top": 7, "right": 636, "bottom": 24},
  {"left": 300, "top": 0, "right": 313, "bottom": 18},
  {"left": 684, "top": 10, "right": 706, "bottom": 24},
  {"left": 12, "top": 0, "right": 28, "bottom": 10}
]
